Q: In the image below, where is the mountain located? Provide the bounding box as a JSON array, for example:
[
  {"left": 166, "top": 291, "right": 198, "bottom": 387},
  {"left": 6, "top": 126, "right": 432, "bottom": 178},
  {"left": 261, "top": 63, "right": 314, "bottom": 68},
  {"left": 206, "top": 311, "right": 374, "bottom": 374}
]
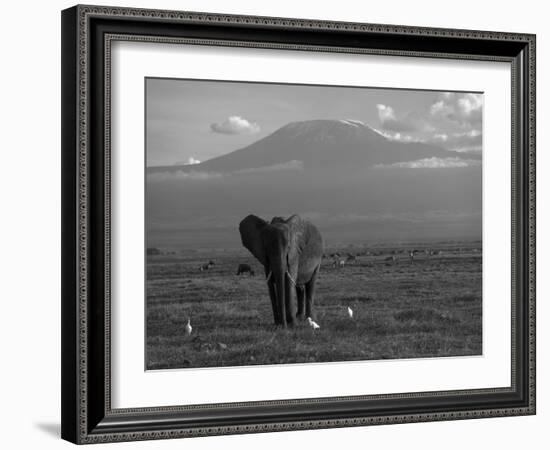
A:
[
  {"left": 146, "top": 119, "right": 482, "bottom": 248},
  {"left": 148, "top": 119, "right": 477, "bottom": 174}
]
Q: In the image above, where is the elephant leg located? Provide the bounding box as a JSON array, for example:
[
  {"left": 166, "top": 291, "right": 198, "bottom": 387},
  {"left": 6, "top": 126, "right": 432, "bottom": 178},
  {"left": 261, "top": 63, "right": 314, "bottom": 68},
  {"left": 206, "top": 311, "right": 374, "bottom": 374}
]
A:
[
  {"left": 267, "top": 280, "right": 280, "bottom": 325},
  {"left": 305, "top": 265, "right": 320, "bottom": 320},
  {"left": 296, "top": 286, "right": 306, "bottom": 321},
  {"left": 284, "top": 273, "right": 296, "bottom": 327}
]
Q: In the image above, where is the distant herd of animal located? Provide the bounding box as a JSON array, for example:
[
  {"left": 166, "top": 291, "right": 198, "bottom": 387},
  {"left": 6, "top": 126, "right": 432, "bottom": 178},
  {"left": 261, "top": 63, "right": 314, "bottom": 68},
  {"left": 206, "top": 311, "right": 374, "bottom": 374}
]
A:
[{"left": 196, "top": 246, "right": 451, "bottom": 274}]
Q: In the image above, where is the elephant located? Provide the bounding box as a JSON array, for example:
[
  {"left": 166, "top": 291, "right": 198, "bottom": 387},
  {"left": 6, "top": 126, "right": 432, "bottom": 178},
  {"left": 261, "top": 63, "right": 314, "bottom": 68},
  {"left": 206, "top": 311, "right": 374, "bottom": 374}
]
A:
[
  {"left": 236, "top": 263, "right": 255, "bottom": 276},
  {"left": 239, "top": 214, "right": 324, "bottom": 327}
]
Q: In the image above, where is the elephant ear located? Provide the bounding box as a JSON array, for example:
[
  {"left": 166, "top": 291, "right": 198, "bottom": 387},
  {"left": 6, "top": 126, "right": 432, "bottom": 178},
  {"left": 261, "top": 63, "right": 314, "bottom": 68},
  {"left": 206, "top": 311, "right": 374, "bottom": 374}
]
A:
[
  {"left": 239, "top": 215, "right": 268, "bottom": 267},
  {"left": 270, "top": 216, "right": 286, "bottom": 224}
]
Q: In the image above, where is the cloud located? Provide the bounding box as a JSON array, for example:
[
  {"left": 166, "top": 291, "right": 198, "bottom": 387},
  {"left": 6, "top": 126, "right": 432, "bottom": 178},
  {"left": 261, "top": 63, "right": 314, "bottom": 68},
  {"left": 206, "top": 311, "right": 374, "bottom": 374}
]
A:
[
  {"left": 148, "top": 160, "right": 303, "bottom": 182},
  {"left": 430, "top": 92, "right": 483, "bottom": 126},
  {"left": 432, "top": 133, "right": 449, "bottom": 142},
  {"left": 372, "top": 96, "right": 482, "bottom": 152},
  {"left": 184, "top": 157, "right": 201, "bottom": 165},
  {"left": 374, "top": 157, "right": 481, "bottom": 169},
  {"left": 372, "top": 127, "right": 481, "bottom": 151},
  {"left": 234, "top": 160, "right": 304, "bottom": 174},
  {"left": 376, "top": 104, "right": 417, "bottom": 132},
  {"left": 376, "top": 104, "right": 434, "bottom": 133},
  {"left": 173, "top": 157, "right": 201, "bottom": 166},
  {"left": 371, "top": 127, "right": 424, "bottom": 143},
  {"left": 376, "top": 104, "right": 397, "bottom": 122},
  {"left": 210, "top": 116, "right": 260, "bottom": 135},
  {"left": 429, "top": 100, "right": 453, "bottom": 117},
  {"left": 446, "top": 130, "right": 482, "bottom": 152},
  {"left": 425, "top": 129, "right": 482, "bottom": 152},
  {"left": 147, "top": 170, "right": 222, "bottom": 182}
]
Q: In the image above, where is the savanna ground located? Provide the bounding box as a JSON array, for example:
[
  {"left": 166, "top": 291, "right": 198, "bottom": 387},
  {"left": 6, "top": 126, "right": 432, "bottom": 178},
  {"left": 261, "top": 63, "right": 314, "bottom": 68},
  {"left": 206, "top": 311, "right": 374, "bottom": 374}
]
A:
[{"left": 146, "top": 242, "right": 482, "bottom": 370}]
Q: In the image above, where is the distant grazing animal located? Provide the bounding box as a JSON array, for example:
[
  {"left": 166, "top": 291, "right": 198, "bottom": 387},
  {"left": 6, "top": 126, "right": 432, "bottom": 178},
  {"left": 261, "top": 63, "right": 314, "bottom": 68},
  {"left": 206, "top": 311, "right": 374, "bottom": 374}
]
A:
[
  {"left": 236, "top": 263, "right": 255, "bottom": 276},
  {"left": 307, "top": 317, "right": 320, "bottom": 330},
  {"left": 409, "top": 251, "right": 415, "bottom": 264},
  {"left": 384, "top": 255, "right": 396, "bottom": 262},
  {"left": 184, "top": 318, "right": 192, "bottom": 335},
  {"left": 199, "top": 260, "right": 215, "bottom": 271},
  {"left": 346, "top": 253, "right": 357, "bottom": 263},
  {"left": 239, "top": 214, "right": 323, "bottom": 327},
  {"left": 332, "top": 258, "right": 345, "bottom": 268},
  {"left": 347, "top": 306, "right": 354, "bottom": 319},
  {"left": 330, "top": 252, "right": 340, "bottom": 258}
]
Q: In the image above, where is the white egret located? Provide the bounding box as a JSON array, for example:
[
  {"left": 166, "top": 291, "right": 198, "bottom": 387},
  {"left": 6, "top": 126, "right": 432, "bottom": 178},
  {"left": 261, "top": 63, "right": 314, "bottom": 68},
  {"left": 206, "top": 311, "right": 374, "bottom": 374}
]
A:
[
  {"left": 347, "top": 306, "right": 354, "bottom": 319},
  {"left": 185, "top": 318, "right": 192, "bottom": 335},
  {"left": 307, "top": 317, "right": 320, "bottom": 330}
]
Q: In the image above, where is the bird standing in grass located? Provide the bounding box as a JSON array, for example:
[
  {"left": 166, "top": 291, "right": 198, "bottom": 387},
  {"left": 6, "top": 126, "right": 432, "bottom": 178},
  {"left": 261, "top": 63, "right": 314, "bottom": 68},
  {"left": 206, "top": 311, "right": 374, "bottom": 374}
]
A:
[
  {"left": 185, "top": 318, "right": 192, "bottom": 335},
  {"left": 307, "top": 317, "right": 320, "bottom": 330},
  {"left": 347, "top": 306, "right": 354, "bottom": 319}
]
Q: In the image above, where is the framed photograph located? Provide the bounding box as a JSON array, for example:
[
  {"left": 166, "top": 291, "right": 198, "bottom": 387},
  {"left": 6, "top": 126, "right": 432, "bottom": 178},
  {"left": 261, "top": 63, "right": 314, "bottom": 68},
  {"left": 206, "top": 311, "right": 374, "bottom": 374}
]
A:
[{"left": 61, "top": 5, "right": 536, "bottom": 444}]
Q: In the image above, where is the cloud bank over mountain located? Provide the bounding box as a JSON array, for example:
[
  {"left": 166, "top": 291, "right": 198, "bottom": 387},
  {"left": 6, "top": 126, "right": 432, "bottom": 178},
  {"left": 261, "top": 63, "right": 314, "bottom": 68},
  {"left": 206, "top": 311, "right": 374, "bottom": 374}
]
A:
[{"left": 375, "top": 156, "right": 481, "bottom": 169}]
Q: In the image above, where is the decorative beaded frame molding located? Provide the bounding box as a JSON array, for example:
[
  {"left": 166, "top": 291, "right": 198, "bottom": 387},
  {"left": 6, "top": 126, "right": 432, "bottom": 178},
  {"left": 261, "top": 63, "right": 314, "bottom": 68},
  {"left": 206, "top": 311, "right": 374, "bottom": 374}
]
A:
[{"left": 61, "top": 4, "right": 536, "bottom": 445}]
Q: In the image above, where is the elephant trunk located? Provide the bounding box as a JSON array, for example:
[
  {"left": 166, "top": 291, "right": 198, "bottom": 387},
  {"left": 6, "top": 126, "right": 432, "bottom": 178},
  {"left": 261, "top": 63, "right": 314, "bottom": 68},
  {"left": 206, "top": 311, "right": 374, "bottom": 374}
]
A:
[
  {"left": 269, "top": 255, "right": 287, "bottom": 327},
  {"left": 274, "top": 269, "right": 286, "bottom": 327}
]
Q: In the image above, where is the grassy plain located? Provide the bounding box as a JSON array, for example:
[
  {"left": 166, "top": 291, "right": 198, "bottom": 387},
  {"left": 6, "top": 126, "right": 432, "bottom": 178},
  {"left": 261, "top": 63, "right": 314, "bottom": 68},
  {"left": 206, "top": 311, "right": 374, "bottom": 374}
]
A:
[{"left": 146, "top": 242, "right": 482, "bottom": 370}]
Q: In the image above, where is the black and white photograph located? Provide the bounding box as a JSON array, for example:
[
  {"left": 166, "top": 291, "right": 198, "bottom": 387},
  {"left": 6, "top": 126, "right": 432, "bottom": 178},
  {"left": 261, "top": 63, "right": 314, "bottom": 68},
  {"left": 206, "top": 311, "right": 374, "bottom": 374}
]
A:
[{"left": 145, "top": 78, "right": 483, "bottom": 370}]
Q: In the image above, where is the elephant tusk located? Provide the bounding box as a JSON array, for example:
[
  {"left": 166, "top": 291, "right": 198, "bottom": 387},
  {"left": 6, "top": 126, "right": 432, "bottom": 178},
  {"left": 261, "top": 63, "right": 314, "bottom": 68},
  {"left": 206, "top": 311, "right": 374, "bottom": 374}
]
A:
[
  {"left": 266, "top": 270, "right": 298, "bottom": 286},
  {"left": 286, "top": 270, "right": 298, "bottom": 287}
]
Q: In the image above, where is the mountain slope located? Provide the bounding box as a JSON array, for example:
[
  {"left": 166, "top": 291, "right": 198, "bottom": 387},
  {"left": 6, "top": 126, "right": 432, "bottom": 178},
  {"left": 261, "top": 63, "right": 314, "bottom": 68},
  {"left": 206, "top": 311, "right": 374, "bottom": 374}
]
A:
[{"left": 148, "top": 119, "right": 477, "bottom": 173}]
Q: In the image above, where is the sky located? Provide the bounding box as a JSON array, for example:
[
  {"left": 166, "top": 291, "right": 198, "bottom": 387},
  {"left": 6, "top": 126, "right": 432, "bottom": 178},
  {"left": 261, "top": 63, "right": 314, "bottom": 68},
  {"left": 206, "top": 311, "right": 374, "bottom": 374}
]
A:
[{"left": 146, "top": 78, "right": 483, "bottom": 167}]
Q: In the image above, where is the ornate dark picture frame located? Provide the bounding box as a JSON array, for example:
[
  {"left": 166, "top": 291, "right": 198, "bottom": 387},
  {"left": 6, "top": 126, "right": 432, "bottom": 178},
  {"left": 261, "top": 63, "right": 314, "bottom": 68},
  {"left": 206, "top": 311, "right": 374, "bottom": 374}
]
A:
[{"left": 61, "top": 4, "right": 536, "bottom": 444}]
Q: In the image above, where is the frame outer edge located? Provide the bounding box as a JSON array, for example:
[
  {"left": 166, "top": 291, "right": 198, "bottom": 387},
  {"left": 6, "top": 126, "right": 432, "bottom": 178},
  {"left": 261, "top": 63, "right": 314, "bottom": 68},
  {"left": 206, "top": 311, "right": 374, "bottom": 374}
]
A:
[
  {"left": 65, "top": 4, "right": 537, "bottom": 444},
  {"left": 76, "top": 3, "right": 534, "bottom": 40},
  {"left": 527, "top": 34, "right": 536, "bottom": 414},
  {"left": 61, "top": 5, "right": 80, "bottom": 445}
]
